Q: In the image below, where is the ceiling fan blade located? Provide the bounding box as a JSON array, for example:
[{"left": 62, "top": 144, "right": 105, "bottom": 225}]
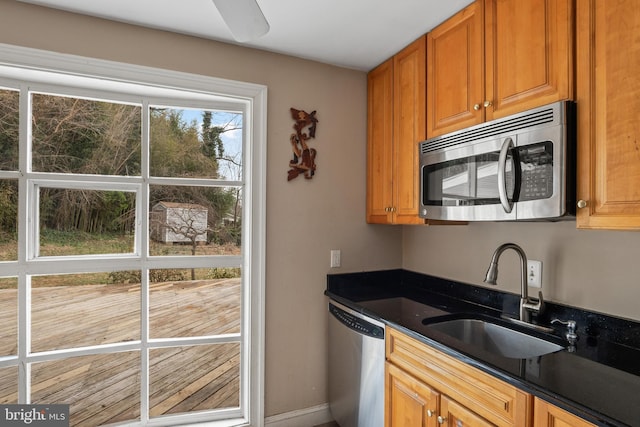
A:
[{"left": 212, "top": 0, "right": 270, "bottom": 42}]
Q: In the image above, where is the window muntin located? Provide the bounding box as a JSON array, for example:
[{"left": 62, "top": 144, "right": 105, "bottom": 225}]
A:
[{"left": 0, "top": 50, "right": 263, "bottom": 426}]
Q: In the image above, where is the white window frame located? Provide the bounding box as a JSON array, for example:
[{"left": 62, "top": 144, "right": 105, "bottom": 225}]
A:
[{"left": 0, "top": 43, "right": 267, "bottom": 427}]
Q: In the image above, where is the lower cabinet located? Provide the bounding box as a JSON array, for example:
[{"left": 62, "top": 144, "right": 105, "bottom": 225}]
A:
[
  {"left": 386, "top": 327, "right": 529, "bottom": 426},
  {"left": 386, "top": 362, "right": 438, "bottom": 427},
  {"left": 533, "top": 398, "right": 596, "bottom": 427},
  {"left": 386, "top": 361, "right": 495, "bottom": 426},
  {"left": 385, "top": 327, "right": 599, "bottom": 427}
]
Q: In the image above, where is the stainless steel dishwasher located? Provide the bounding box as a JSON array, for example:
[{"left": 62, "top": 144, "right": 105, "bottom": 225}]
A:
[{"left": 328, "top": 300, "right": 385, "bottom": 427}]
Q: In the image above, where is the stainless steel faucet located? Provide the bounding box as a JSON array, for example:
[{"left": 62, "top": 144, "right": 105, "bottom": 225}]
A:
[{"left": 484, "top": 243, "right": 544, "bottom": 323}]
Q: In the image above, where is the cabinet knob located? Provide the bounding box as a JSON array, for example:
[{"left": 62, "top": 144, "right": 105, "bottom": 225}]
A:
[
  {"left": 577, "top": 199, "right": 588, "bottom": 209},
  {"left": 437, "top": 415, "right": 447, "bottom": 424},
  {"left": 427, "top": 409, "right": 434, "bottom": 417},
  {"left": 473, "top": 103, "right": 481, "bottom": 111},
  {"left": 483, "top": 100, "right": 493, "bottom": 108}
]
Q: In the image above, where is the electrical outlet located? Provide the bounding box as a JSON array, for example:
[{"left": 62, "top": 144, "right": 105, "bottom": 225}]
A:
[
  {"left": 330, "top": 250, "right": 341, "bottom": 268},
  {"left": 527, "top": 260, "right": 542, "bottom": 287}
]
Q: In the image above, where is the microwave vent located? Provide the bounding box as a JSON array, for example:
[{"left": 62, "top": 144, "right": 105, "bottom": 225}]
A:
[{"left": 420, "top": 105, "right": 557, "bottom": 154}]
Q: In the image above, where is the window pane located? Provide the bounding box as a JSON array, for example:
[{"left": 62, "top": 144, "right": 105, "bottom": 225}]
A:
[
  {"left": 149, "top": 185, "right": 241, "bottom": 256},
  {"left": 0, "top": 180, "right": 18, "bottom": 261},
  {"left": 31, "top": 272, "right": 140, "bottom": 352},
  {"left": 0, "top": 88, "right": 19, "bottom": 171},
  {"left": 150, "top": 269, "right": 241, "bottom": 338},
  {"left": 0, "top": 366, "right": 18, "bottom": 404},
  {"left": 149, "top": 344, "right": 240, "bottom": 418},
  {"left": 31, "top": 93, "right": 141, "bottom": 176},
  {"left": 0, "top": 277, "right": 17, "bottom": 356},
  {"left": 150, "top": 107, "right": 243, "bottom": 180},
  {"left": 39, "top": 188, "right": 136, "bottom": 257},
  {"left": 31, "top": 351, "right": 140, "bottom": 426}
]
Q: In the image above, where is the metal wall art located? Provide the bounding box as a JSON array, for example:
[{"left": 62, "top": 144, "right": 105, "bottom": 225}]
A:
[{"left": 288, "top": 108, "right": 318, "bottom": 181}]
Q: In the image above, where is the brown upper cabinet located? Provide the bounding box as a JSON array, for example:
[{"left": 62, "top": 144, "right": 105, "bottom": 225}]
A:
[
  {"left": 367, "top": 36, "right": 426, "bottom": 225},
  {"left": 426, "top": 0, "right": 575, "bottom": 138},
  {"left": 575, "top": 0, "right": 640, "bottom": 230}
]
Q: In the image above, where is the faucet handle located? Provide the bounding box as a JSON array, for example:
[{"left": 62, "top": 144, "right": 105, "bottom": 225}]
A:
[{"left": 522, "top": 290, "right": 544, "bottom": 313}]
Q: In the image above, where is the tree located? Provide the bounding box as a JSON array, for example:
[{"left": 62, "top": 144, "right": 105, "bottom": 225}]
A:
[
  {"left": 150, "top": 204, "right": 209, "bottom": 279},
  {"left": 0, "top": 93, "right": 243, "bottom": 251},
  {"left": 0, "top": 89, "right": 19, "bottom": 171}
]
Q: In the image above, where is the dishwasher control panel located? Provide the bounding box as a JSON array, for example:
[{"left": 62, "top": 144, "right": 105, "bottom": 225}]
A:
[{"left": 329, "top": 302, "right": 384, "bottom": 339}]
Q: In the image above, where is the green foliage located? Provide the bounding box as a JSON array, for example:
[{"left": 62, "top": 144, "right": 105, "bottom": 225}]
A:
[
  {"left": 39, "top": 230, "right": 133, "bottom": 255},
  {"left": 150, "top": 108, "right": 219, "bottom": 178},
  {"left": 0, "top": 89, "right": 19, "bottom": 171},
  {"left": 107, "top": 269, "right": 187, "bottom": 284},
  {"left": 206, "top": 268, "right": 241, "bottom": 279},
  {"left": 201, "top": 111, "right": 226, "bottom": 159},
  {"left": 0, "top": 180, "right": 18, "bottom": 235},
  {"left": 1, "top": 93, "right": 242, "bottom": 246}
]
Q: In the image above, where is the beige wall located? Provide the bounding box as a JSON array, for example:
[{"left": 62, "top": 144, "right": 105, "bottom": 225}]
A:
[
  {"left": 6, "top": 0, "right": 638, "bottom": 421},
  {"left": 0, "top": 0, "right": 404, "bottom": 418},
  {"left": 403, "top": 221, "right": 640, "bottom": 322}
]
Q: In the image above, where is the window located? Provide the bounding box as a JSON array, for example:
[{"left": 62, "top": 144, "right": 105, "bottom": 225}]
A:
[{"left": 0, "top": 45, "right": 266, "bottom": 426}]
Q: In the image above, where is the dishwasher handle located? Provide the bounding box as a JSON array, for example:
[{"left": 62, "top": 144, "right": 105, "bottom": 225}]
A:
[{"left": 329, "top": 302, "right": 385, "bottom": 339}]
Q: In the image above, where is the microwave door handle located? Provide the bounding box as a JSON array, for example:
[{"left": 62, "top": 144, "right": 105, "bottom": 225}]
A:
[{"left": 498, "top": 137, "right": 514, "bottom": 213}]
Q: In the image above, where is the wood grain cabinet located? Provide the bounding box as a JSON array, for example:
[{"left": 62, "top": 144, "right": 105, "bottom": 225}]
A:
[
  {"left": 575, "top": 0, "right": 640, "bottom": 229},
  {"left": 533, "top": 397, "right": 596, "bottom": 427},
  {"left": 385, "top": 362, "right": 439, "bottom": 427},
  {"left": 386, "top": 327, "right": 530, "bottom": 427},
  {"left": 386, "top": 327, "right": 600, "bottom": 427},
  {"left": 426, "top": 0, "right": 574, "bottom": 138},
  {"left": 367, "top": 36, "right": 426, "bottom": 225},
  {"left": 386, "top": 360, "right": 494, "bottom": 427}
]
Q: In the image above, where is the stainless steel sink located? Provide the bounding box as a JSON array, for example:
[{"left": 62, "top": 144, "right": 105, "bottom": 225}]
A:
[{"left": 424, "top": 317, "right": 564, "bottom": 359}]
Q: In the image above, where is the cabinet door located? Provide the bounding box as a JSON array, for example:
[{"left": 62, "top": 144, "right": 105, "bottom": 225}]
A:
[
  {"left": 366, "top": 58, "right": 394, "bottom": 224},
  {"left": 533, "top": 398, "right": 596, "bottom": 427},
  {"left": 485, "top": 0, "right": 574, "bottom": 121},
  {"left": 393, "top": 36, "right": 427, "bottom": 225},
  {"left": 576, "top": 0, "right": 640, "bottom": 229},
  {"left": 386, "top": 362, "right": 439, "bottom": 427},
  {"left": 440, "top": 395, "right": 496, "bottom": 427},
  {"left": 427, "top": 1, "right": 484, "bottom": 138}
]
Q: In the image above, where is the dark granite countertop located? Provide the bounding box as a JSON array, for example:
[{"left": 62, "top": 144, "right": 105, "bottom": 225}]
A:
[{"left": 326, "top": 269, "right": 640, "bottom": 427}]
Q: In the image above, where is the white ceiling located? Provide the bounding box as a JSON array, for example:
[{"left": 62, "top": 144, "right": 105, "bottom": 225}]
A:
[{"left": 17, "top": 0, "right": 473, "bottom": 71}]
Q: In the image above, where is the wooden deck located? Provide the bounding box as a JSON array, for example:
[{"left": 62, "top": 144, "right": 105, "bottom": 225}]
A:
[{"left": 0, "top": 278, "right": 242, "bottom": 426}]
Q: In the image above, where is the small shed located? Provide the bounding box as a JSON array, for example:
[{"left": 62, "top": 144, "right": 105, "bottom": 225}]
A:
[{"left": 151, "top": 202, "right": 208, "bottom": 244}]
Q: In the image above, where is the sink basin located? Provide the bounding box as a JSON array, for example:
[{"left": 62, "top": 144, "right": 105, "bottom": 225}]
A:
[{"left": 424, "top": 317, "right": 564, "bottom": 359}]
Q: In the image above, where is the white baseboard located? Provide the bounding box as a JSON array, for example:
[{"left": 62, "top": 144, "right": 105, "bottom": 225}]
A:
[{"left": 264, "top": 403, "right": 333, "bottom": 427}]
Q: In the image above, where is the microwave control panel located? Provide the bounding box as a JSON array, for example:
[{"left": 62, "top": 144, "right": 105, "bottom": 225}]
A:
[{"left": 517, "top": 141, "right": 553, "bottom": 201}]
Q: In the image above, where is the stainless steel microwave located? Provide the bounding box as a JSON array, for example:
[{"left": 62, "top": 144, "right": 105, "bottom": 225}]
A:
[{"left": 419, "top": 101, "right": 576, "bottom": 221}]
